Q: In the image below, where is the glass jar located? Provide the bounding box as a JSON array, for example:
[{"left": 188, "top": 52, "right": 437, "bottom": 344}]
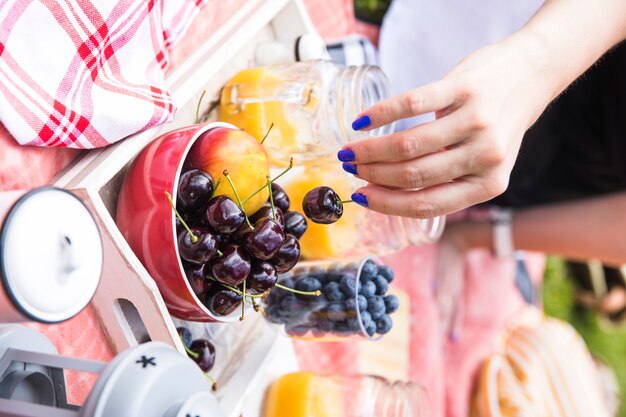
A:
[
  {"left": 218, "top": 60, "right": 394, "bottom": 166},
  {"left": 279, "top": 163, "right": 445, "bottom": 260},
  {"left": 263, "top": 256, "right": 399, "bottom": 341},
  {"left": 263, "top": 371, "right": 429, "bottom": 417}
]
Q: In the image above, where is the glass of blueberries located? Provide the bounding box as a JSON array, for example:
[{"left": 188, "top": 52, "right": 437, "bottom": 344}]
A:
[{"left": 263, "top": 256, "right": 399, "bottom": 340}]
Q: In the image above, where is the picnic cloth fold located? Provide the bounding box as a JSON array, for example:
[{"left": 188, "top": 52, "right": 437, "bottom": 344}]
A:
[{"left": 0, "top": 0, "right": 207, "bottom": 148}]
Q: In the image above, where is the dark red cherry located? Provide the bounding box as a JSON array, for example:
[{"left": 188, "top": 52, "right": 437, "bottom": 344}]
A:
[
  {"left": 205, "top": 287, "right": 243, "bottom": 316},
  {"left": 283, "top": 211, "right": 308, "bottom": 239},
  {"left": 270, "top": 183, "right": 290, "bottom": 212},
  {"left": 205, "top": 195, "right": 245, "bottom": 234},
  {"left": 247, "top": 261, "right": 278, "bottom": 294},
  {"left": 211, "top": 245, "right": 251, "bottom": 286},
  {"left": 189, "top": 339, "right": 216, "bottom": 372},
  {"left": 178, "top": 228, "right": 218, "bottom": 264},
  {"left": 271, "top": 234, "right": 300, "bottom": 273},
  {"left": 177, "top": 169, "right": 214, "bottom": 211},
  {"left": 244, "top": 218, "right": 285, "bottom": 260},
  {"left": 302, "top": 186, "right": 343, "bottom": 224},
  {"left": 251, "top": 205, "right": 285, "bottom": 229},
  {"left": 183, "top": 262, "right": 216, "bottom": 296}
]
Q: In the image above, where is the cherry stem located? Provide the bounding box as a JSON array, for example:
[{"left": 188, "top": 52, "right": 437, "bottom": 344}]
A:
[
  {"left": 266, "top": 175, "right": 276, "bottom": 220},
  {"left": 260, "top": 122, "right": 274, "bottom": 145},
  {"left": 275, "top": 283, "right": 321, "bottom": 297},
  {"left": 195, "top": 89, "right": 207, "bottom": 124},
  {"left": 214, "top": 280, "right": 265, "bottom": 299},
  {"left": 216, "top": 249, "right": 223, "bottom": 257},
  {"left": 240, "top": 279, "right": 246, "bottom": 321},
  {"left": 204, "top": 373, "right": 218, "bottom": 391},
  {"left": 240, "top": 157, "right": 293, "bottom": 206},
  {"left": 210, "top": 177, "right": 222, "bottom": 199},
  {"left": 164, "top": 191, "right": 198, "bottom": 243},
  {"left": 251, "top": 298, "right": 267, "bottom": 317},
  {"left": 223, "top": 170, "right": 253, "bottom": 229},
  {"left": 183, "top": 344, "right": 199, "bottom": 360},
  {"left": 338, "top": 199, "right": 354, "bottom": 205}
]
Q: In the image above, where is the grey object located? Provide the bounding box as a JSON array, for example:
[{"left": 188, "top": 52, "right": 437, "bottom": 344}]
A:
[{"left": 0, "top": 326, "right": 224, "bottom": 417}]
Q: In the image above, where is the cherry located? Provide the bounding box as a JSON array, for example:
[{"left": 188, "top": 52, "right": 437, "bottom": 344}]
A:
[
  {"left": 177, "top": 169, "right": 214, "bottom": 211},
  {"left": 283, "top": 211, "right": 308, "bottom": 239},
  {"left": 211, "top": 245, "right": 251, "bottom": 286},
  {"left": 244, "top": 217, "right": 285, "bottom": 260},
  {"left": 251, "top": 205, "right": 285, "bottom": 229},
  {"left": 302, "top": 186, "right": 346, "bottom": 224},
  {"left": 178, "top": 227, "right": 218, "bottom": 264},
  {"left": 271, "top": 234, "right": 301, "bottom": 273},
  {"left": 183, "top": 261, "right": 216, "bottom": 296},
  {"left": 205, "top": 195, "right": 245, "bottom": 234},
  {"left": 189, "top": 339, "right": 216, "bottom": 372},
  {"left": 271, "top": 183, "right": 290, "bottom": 212},
  {"left": 177, "top": 327, "right": 193, "bottom": 349},
  {"left": 205, "top": 287, "right": 243, "bottom": 316},
  {"left": 247, "top": 261, "right": 278, "bottom": 294}
]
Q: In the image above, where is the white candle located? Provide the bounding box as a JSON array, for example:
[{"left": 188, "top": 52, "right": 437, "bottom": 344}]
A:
[{"left": 0, "top": 187, "right": 102, "bottom": 323}]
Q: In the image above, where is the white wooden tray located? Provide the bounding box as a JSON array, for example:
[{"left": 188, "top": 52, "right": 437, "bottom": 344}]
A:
[{"left": 52, "top": 1, "right": 316, "bottom": 416}]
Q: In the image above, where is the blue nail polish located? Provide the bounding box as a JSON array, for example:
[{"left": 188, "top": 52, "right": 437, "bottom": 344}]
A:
[
  {"left": 351, "top": 192, "right": 368, "bottom": 207},
  {"left": 351, "top": 115, "right": 371, "bottom": 130},
  {"left": 337, "top": 148, "right": 355, "bottom": 162},
  {"left": 450, "top": 331, "right": 459, "bottom": 343},
  {"left": 342, "top": 162, "right": 357, "bottom": 175}
]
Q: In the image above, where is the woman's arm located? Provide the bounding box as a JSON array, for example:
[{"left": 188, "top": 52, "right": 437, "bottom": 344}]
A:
[
  {"left": 447, "top": 192, "right": 626, "bottom": 267},
  {"left": 339, "top": 0, "right": 626, "bottom": 218}
]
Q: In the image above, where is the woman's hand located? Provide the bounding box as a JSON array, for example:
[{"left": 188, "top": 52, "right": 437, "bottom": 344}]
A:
[{"left": 340, "top": 37, "right": 554, "bottom": 218}]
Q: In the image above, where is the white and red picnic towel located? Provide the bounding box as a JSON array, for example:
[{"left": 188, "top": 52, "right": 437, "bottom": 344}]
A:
[{"left": 0, "top": 0, "right": 208, "bottom": 148}]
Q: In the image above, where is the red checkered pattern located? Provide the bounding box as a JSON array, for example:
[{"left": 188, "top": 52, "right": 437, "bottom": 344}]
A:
[{"left": 0, "top": 0, "right": 208, "bottom": 148}]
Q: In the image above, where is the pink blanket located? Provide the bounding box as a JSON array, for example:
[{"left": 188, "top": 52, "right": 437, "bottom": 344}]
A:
[{"left": 0, "top": 1, "right": 546, "bottom": 416}]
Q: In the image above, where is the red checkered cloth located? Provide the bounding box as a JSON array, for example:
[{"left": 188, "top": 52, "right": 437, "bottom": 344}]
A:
[{"left": 0, "top": 0, "right": 208, "bottom": 148}]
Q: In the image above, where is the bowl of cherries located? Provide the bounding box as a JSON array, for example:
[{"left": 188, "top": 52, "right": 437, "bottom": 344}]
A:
[{"left": 116, "top": 122, "right": 314, "bottom": 322}]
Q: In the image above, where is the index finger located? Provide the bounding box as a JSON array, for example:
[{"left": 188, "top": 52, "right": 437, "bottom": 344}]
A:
[{"left": 353, "top": 79, "right": 459, "bottom": 131}]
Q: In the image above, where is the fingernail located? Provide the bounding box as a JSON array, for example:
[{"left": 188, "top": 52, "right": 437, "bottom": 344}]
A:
[
  {"left": 351, "top": 193, "right": 368, "bottom": 207},
  {"left": 351, "top": 115, "right": 371, "bottom": 131},
  {"left": 337, "top": 148, "right": 355, "bottom": 162},
  {"left": 431, "top": 279, "right": 437, "bottom": 295},
  {"left": 449, "top": 331, "right": 459, "bottom": 343},
  {"left": 342, "top": 162, "right": 357, "bottom": 175}
]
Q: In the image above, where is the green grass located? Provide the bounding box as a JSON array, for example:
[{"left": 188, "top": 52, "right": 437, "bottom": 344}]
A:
[{"left": 543, "top": 257, "right": 626, "bottom": 416}]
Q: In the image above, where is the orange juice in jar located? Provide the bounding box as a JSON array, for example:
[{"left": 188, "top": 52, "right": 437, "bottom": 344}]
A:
[
  {"left": 281, "top": 163, "right": 445, "bottom": 260},
  {"left": 263, "top": 372, "right": 429, "bottom": 417},
  {"left": 218, "top": 60, "right": 393, "bottom": 167}
]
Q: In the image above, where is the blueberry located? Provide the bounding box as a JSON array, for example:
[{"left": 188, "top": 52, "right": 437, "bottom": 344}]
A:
[
  {"left": 360, "top": 260, "right": 378, "bottom": 281},
  {"left": 383, "top": 294, "right": 399, "bottom": 314},
  {"left": 342, "top": 262, "right": 359, "bottom": 274},
  {"left": 280, "top": 295, "right": 302, "bottom": 315},
  {"left": 325, "top": 303, "right": 346, "bottom": 322},
  {"left": 334, "top": 322, "right": 352, "bottom": 336},
  {"left": 277, "top": 277, "right": 295, "bottom": 293},
  {"left": 345, "top": 297, "right": 357, "bottom": 313},
  {"left": 317, "top": 319, "right": 334, "bottom": 332},
  {"left": 346, "top": 317, "right": 361, "bottom": 331},
  {"left": 373, "top": 275, "right": 389, "bottom": 296},
  {"left": 287, "top": 325, "right": 309, "bottom": 337},
  {"left": 308, "top": 266, "right": 327, "bottom": 279},
  {"left": 359, "top": 310, "right": 372, "bottom": 328},
  {"left": 296, "top": 276, "right": 322, "bottom": 293},
  {"left": 357, "top": 295, "right": 368, "bottom": 312},
  {"left": 339, "top": 274, "right": 356, "bottom": 297},
  {"left": 365, "top": 321, "right": 377, "bottom": 337},
  {"left": 324, "top": 282, "right": 345, "bottom": 301},
  {"left": 376, "top": 315, "right": 393, "bottom": 334},
  {"left": 327, "top": 272, "right": 343, "bottom": 283},
  {"left": 367, "top": 296, "right": 386, "bottom": 320},
  {"left": 377, "top": 265, "right": 394, "bottom": 282},
  {"left": 176, "top": 327, "right": 193, "bottom": 348},
  {"left": 359, "top": 280, "right": 376, "bottom": 297}
]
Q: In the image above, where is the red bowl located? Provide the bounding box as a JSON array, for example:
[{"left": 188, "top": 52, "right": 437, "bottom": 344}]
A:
[{"left": 116, "top": 122, "right": 251, "bottom": 322}]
